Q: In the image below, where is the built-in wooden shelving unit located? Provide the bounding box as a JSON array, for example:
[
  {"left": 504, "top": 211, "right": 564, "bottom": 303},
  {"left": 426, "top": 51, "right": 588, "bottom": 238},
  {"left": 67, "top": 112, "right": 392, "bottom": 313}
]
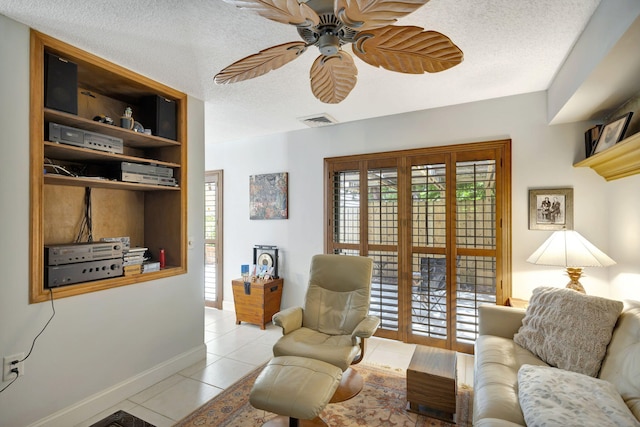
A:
[{"left": 30, "top": 30, "right": 188, "bottom": 303}]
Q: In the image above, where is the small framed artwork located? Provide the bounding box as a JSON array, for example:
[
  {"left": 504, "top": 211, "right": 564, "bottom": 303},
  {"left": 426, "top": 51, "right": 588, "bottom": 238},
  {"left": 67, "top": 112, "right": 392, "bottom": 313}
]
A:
[
  {"left": 592, "top": 112, "right": 634, "bottom": 155},
  {"left": 250, "top": 172, "right": 288, "bottom": 220},
  {"left": 529, "top": 188, "right": 573, "bottom": 230}
]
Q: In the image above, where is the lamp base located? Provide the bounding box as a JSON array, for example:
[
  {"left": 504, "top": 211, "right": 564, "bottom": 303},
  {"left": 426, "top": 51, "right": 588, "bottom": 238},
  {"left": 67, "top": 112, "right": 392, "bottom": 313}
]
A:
[{"left": 565, "top": 267, "right": 585, "bottom": 293}]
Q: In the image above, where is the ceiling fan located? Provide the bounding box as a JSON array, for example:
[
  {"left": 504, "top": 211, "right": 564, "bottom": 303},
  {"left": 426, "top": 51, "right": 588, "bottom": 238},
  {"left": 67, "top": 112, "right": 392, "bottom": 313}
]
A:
[{"left": 214, "top": 0, "right": 463, "bottom": 104}]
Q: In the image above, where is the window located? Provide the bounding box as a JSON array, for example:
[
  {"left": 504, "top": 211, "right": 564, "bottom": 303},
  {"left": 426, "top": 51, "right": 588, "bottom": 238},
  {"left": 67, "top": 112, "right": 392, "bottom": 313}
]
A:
[
  {"left": 205, "top": 170, "right": 223, "bottom": 308},
  {"left": 325, "top": 141, "right": 511, "bottom": 353}
]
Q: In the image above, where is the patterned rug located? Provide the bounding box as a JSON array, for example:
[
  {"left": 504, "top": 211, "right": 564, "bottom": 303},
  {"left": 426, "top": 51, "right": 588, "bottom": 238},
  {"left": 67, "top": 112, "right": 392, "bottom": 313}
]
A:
[{"left": 175, "top": 363, "right": 473, "bottom": 427}]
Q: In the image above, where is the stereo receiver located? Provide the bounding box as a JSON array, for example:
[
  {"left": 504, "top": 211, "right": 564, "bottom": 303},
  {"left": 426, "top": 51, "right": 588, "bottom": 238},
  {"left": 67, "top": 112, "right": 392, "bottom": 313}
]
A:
[{"left": 45, "top": 258, "right": 123, "bottom": 288}]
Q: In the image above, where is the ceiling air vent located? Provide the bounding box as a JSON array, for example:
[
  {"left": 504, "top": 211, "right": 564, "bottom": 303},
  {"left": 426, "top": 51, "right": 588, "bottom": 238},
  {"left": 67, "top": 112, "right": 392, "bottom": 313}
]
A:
[{"left": 299, "top": 113, "right": 338, "bottom": 128}]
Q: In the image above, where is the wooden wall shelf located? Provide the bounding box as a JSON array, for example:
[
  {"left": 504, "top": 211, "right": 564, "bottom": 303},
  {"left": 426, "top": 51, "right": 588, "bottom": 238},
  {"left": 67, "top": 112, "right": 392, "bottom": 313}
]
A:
[
  {"left": 44, "top": 142, "right": 180, "bottom": 167},
  {"left": 45, "top": 108, "right": 181, "bottom": 149},
  {"left": 574, "top": 131, "right": 640, "bottom": 181},
  {"left": 44, "top": 174, "right": 180, "bottom": 191}
]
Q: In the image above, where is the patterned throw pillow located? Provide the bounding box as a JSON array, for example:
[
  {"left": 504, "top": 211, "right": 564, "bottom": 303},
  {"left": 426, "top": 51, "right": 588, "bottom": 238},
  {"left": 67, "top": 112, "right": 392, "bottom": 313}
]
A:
[
  {"left": 518, "top": 364, "right": 640, "bottom": 427},
  {"left": 513, "top": 286, "right": 623, "bottom": 377}
]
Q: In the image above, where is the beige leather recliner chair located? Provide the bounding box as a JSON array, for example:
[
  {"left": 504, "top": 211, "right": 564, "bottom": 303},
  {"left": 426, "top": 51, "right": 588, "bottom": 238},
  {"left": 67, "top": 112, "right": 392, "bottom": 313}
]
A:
[{"left": 272, "top": 254, "right": 381, "bottom": 402}]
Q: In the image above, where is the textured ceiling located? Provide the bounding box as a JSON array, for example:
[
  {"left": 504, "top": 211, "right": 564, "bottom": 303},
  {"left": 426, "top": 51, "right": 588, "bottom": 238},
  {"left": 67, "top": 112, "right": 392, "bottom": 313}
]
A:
[{"left": 0, "top": 0, "right": 601, "bottom": 143}]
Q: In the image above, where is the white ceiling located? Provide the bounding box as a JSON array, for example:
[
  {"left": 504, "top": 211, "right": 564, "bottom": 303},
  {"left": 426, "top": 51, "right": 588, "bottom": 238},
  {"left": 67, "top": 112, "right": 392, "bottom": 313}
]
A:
[{"left": 0, "top": 0, "right": 602, "bottom": 143}]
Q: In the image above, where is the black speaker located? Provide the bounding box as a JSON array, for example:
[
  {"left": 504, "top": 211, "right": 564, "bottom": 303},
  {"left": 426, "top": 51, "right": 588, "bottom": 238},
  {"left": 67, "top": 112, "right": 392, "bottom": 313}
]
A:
[
  {"left": 138, "top": 95, "right": 177, "bottom": 141},
  {"left": 44, "top": 52, "right": 78, "bottom": 115}
]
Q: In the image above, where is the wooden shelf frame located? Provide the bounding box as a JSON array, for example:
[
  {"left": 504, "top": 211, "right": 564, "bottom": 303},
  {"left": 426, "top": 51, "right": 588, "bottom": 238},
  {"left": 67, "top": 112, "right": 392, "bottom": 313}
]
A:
[
  {"left": 43, "top": 174, "right": 181, "bottom": 191},
  {"left": 44, "top": 142, "right": 181, "bottom": 168},
  {"left": 45, "top": 108, "right": 181, "bottom": 149},
  {"left": 574, "top": 131, "right": 640, "bottom": 181},
  {"left": 30, "top": 30, "right": 188, "bottom": 303}
]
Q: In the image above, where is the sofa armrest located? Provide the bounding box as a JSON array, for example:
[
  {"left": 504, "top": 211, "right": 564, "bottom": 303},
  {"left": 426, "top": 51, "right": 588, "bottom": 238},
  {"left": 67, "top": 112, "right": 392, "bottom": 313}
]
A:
[
  {"left": 478, "top": 304, "right": 526, "bottom": 338},
  {"left": 351, "top": 315, "right": 380, "bottom": 343},
  {"left": 272, "top": 306, "right": 303, "bottom": 335}
]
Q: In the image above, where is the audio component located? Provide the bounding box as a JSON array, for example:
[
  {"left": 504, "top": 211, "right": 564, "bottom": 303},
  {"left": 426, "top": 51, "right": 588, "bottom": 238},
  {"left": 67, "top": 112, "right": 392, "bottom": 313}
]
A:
[
  {"left": 44, "top": 52, "right": 78, "bottom": 115},
  {"left": 121, "top": 172, "right": 178, "bottom": 187},
  {"left": 121, "top": 162, "right": 173, "bottom": 178},
  {"left": 253, "top": 245, "right": 279, "bottom": 279},
  {"left": 121, "top": 172, "right": 160, "bottom": 185},
  {"left": 100, "top": 236, "right": 131, "bottom": 251},
  {"left": 138, "top": 95, "right": 177, "bottom": 141},
  {"left": 48, "top": 122, "right": 124, "bottom": 154},
  {"left": 45, "top": 242, "right": 123, "bottom": 266},
  {"left": 120, "top": 161, "right": 176, "bottom": 186},
  {"left": 45, "top": 258, "right": 123, "bottom": 288}
]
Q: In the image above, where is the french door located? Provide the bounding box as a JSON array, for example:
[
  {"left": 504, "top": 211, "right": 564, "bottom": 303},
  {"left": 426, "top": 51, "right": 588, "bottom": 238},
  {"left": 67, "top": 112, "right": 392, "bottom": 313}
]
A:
[
  {"left": 205, "top": 170, "right": 223, "bottom": 308},
  {"left": 325, "top": 141, "right": 511, "bottom": 353}
]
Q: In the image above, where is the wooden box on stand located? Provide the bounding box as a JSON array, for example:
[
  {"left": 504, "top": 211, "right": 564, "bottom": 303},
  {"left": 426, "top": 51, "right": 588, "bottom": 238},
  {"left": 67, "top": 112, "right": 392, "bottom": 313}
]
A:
[{"left": 232, "top": 277, "right": 284, "bottom": 329}]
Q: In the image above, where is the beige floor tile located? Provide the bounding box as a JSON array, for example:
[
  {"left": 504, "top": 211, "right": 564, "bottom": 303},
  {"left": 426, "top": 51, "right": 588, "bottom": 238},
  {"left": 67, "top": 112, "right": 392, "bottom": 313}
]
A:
[
  {"left": 179, "top": 352, "right": 222, "bottom": 378},
  {"left": 365, "top": 347, "right": 415, "bottom": 370},
  {"left": 252, "top": 326, "right": 283, "bottom": 346},
  {"left": 190, "top": 357, "right": 256, "bottom": 389},
  {"left": 204, "top": 329, "right": 219, "bottom": 342},
  {"left": 205, "top": 321, "right": 240, "bottom": 336},
  {"left": 140, "top": 377, "right": 222, "bottom": 421},
  {"left": 205, "top": 331, "right": 256, "bottom": 356},
  {"left": 74, "top": 401, "right": 137, "bottom": 427},
  {"left": 373, "top": 338, "right": 417, "bottom": 354},
  {"left": 128, "top": 374, "right": 184, "bottom": 405},
  {"left": 227, "top": 342, "right": 273, "bottom": 366}
]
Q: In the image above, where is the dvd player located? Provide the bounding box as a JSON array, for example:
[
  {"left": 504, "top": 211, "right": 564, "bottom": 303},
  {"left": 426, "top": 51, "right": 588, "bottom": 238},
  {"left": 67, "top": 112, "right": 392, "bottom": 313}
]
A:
[
  {"left": 121, "top": 161, "right": 173, "bottom": 178},
  {"left": 48, "top": 122, "right": 124, "bottom": 154}
]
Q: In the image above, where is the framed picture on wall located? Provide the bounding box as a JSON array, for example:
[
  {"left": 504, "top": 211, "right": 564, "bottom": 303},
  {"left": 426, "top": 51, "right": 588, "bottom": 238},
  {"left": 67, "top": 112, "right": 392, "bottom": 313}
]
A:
[
  {"left": 249, "top": 172, "right": 289, "bottom": 220},
  {"left": 528, "top": 188, "right": 573, "bottom": 230}
]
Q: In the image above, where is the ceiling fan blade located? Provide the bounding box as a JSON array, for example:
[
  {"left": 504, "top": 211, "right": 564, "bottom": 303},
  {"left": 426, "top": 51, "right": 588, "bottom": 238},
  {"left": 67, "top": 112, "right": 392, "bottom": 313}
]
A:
[
  {"left": 310, "top": 51, "right": 358, "bottom": 104},
  {"left": 353, "top": 26, "right": 463, "bottom": 73},
  {"left": 334, "top": 0, "right": 430, "bottom": 31},
  {"left": 225, "top": 0, "right": 319, "bottom": 27},
  {"left": 214, "top": 42, "right": 308, "bottom": 84}
]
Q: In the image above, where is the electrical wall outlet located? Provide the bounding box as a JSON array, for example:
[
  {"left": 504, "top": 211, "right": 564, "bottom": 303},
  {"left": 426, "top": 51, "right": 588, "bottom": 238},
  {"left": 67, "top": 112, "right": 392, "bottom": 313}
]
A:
[{"left": 3, "top": 353, "right": 24, "bottom": 382}]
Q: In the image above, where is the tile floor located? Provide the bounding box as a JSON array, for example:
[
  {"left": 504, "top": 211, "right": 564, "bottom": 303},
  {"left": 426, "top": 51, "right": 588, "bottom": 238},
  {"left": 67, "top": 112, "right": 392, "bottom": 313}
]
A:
[{"left": 77, "top": 307, "right": 474, "bottom": 427}]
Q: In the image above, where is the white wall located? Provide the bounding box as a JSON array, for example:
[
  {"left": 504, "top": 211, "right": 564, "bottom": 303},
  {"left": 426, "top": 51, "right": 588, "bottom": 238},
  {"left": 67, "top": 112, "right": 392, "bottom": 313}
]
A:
[
  {"left": 206, "top": 90, "right": 640, "bottom": 311},
  {"left": 0, "top": 15, "right": 206, "bottom": 427},
  {"left": 608, "top": 174, "right": 640, "bottom": 301}
]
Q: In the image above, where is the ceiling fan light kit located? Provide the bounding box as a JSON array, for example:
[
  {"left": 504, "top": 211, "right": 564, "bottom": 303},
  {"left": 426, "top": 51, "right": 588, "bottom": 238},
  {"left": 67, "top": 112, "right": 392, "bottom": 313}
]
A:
[{"left": 215, "top": 0, "right": 463, "bottom": 104}]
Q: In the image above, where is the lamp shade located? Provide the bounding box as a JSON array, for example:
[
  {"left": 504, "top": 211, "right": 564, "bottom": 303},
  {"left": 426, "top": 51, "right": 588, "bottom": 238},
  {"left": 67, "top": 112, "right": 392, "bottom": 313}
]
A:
[{"left": 526, "top": 230, "right": 616, "bottom": 267}]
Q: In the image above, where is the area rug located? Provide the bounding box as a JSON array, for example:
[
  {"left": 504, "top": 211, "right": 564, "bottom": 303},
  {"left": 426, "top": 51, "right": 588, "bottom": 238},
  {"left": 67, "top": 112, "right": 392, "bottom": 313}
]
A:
[
  {"left": 90, "top": 410, "right": 156, "bottom": 427},
  {"left": 175, "top": 363, "right": 473, "bottom": 427}
]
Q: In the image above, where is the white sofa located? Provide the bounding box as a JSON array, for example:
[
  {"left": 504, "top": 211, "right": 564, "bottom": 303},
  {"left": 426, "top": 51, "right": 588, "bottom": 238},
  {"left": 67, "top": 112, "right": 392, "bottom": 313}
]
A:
[{"left": 473, "top": 293, "right": 640, "bottom": 426}]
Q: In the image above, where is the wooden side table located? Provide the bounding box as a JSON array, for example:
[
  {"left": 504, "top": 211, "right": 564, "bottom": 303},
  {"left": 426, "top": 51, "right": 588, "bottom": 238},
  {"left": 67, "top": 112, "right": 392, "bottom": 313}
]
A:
[
  {"left": 231, "top": 277, "right": 283, "bottom": 329},
  {"left": 406, "top": 345, "right": 457, "bottom": 423}
]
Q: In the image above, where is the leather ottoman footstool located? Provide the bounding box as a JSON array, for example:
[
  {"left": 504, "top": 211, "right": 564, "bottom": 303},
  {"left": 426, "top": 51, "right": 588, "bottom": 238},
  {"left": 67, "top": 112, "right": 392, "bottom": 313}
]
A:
[{"left": 250, "top": 356, "right": 343, "bottom": 427}]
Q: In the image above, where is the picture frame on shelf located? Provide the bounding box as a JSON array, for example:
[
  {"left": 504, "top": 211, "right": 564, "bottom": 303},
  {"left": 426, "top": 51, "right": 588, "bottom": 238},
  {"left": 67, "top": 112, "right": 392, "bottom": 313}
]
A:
[
  {"left": 592, "top": 112, "right": 634, "bottom": 155},
  {"left": 584, "top": 124, "right": 602, "bottom": 158},
  {"left": 528, "top": 188, "right": 573, "bottom": 231}
]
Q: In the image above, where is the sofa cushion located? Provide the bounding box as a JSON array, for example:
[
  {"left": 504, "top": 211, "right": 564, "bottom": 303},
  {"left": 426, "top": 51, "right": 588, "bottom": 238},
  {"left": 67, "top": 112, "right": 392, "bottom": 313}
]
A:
[
  {"left": 599, "top": 303, "right": 640, "bottom": 420},
  {"left": 518, "top": 364, "right": 640, "bottom": 427},
  {"left": 473, "top": 335, "right": 548, "bottom": 426},
  {"left": 513, "top": 287, "right": 623, "bottom": 377}
]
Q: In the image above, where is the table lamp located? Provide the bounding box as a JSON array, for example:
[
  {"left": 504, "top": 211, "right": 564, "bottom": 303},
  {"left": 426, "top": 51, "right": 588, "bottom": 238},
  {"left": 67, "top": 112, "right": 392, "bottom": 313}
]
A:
[{"left": 526, "top": 230, "right": 616, "bottom": 293}]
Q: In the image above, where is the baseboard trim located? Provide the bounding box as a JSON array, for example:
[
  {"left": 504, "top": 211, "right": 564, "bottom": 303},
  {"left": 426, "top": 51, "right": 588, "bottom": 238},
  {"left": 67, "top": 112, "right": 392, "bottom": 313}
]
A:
[{"left": 28, "top": 344, "right": 207, "bottom": 427}]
